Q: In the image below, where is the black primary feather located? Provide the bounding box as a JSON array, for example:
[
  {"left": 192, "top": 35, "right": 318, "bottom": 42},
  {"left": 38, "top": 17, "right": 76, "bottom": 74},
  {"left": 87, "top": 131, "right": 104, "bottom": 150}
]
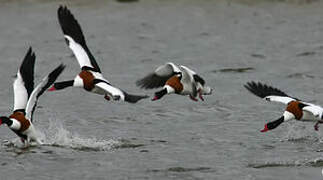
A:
[
  {"left": 57, "top": 6, "right": 101, "bottom": 73},
  {"left": 36, "top": 64, "right": 66, "bottom": 99},
  {"left": 136, "top": 73, "right": 174, "bottom": 89},
  {"left": 244, "top": 81, "right": 299, "bottom": 100},
  {"left": 193, "top": 74, "right": 205, "bottom": 86},
  {"left": 19, "top": 47, "right": 35, "bottom": 98},
  {"left": 30, "top": 64, "right": 65, "bottom": 122}
]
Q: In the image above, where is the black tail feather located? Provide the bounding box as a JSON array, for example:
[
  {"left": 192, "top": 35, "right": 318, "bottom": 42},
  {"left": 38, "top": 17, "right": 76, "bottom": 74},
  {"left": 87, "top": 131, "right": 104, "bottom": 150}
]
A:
[{"left": 124, "top": 92, "right": 149, "bottom": 103}]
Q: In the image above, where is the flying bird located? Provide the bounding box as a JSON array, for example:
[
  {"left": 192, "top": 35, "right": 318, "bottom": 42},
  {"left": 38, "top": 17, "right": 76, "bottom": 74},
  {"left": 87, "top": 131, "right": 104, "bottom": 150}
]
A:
[
  {"left": 49, "top": 6, "right": 148, "bottom": 103},
  {"left": 136, "top": 62, "right": 212, "bottom": 101},
  {"left": 0, "top": 47, "right": 64, "bottom": 147},
  {"left": 244, "top": 81, "right": 323, "bottom": 132}
]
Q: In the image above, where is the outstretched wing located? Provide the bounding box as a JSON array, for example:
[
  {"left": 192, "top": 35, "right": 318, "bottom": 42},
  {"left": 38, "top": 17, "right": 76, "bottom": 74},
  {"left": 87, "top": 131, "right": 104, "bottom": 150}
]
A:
[
  {"left": 13, "top": 47, "right": 35, "bottom": 113},
  {"left": 136, "top": 62, "right": 181, "bottom": 89},
  {"left": 57, "top": 6, "right": 101, "bottom": 73},
  {"left": 25, "top": 64, "right": 65, "bottom": 122},
  {"left": 244, "top": 81, "right": 299, "bottom": 104}
]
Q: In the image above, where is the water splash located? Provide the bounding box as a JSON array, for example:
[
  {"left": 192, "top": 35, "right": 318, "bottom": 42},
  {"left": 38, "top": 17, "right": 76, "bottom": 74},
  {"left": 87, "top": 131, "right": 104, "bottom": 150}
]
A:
[{"left": 39, "top": 114, "right": 121, "bottom": 151}]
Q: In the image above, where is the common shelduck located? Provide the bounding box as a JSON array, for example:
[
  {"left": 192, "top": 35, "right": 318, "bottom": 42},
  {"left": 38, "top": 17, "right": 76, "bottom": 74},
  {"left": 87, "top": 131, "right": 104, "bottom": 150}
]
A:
[
  {"left": 0, "top": 47, "right": 65, "bottom": 147},
  {"left": 48, "top": 6, "right": 148, "bottom": 103},
  {"left": 136, "top": 62, "right": 212, "bottom": 101},
  {"left": 244, "top": 81, "right": 323, "bottom": 132}
]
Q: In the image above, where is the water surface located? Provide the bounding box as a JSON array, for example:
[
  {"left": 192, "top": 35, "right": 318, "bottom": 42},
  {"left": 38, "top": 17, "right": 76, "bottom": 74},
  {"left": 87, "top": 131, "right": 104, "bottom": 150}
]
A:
[{"left": 0, "top": 0, "right": 323, "bottom": 179}]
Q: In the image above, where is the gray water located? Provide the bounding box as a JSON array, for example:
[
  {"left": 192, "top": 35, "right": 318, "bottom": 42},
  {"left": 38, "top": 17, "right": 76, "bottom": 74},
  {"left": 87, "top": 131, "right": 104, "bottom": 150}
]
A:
[{"left": 0, "top": 0, "right": 323, "bottom": 179}]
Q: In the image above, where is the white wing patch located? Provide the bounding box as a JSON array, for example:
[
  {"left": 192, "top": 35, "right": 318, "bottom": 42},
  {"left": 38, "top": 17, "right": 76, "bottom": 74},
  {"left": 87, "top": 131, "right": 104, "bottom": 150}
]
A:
[
  {"left": 180, "top": 65, "right": 197, "bottom": 75},
  {"left": 92, "top": 72, "right": 110, "bottom": 84},
  {"left": 303, "top": 104, "right": 323, "bottom": 118},
  {"left": 13, "top": 72, "right": 28, "bottom": 111},
  {"left": 264, "top": 96, "right": 296, "bottom": 104},
  {"left": 25, "top": 76, "right": 49, "bottom": 120},
  {"left": 167, "top": 62, "right": 181, "bottom": 73},
  {"left": 155, "top": 62, "right": 181, "bottom": 77},
  {"left": 95, "top": 82, "right": 125, "bottom": 101},
  {"left": 65, "top": 35, "right": 93, "bottom": 69}
]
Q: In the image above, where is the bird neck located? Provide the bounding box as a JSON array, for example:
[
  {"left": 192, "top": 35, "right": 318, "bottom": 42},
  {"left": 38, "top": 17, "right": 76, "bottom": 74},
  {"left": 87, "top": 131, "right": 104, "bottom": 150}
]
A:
[
  {"left": 266, "top": 116, "right": 284, "bottom": 130},
  {"left": 155, "top": 88, "right": 168, "bottom": 99},
  {"left": 54, "top": 80, "right": 74, "bottom": 90}
]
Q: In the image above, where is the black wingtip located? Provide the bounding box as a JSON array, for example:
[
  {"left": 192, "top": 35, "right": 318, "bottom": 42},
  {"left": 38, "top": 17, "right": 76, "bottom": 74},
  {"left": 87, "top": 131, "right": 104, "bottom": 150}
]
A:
[
  {"left": 57, "top": 5, "right": 86, "bottom": 47},
  {"left": 29, "top": 64, "right": 65, "bottom": 122},
  {"left": 244, "top": 81, "right": 293, "bottom": 99},
  {"left": 27, "top": 46, "right": 32, "bottom": 55},
  {"left": 57, "top": 5, "right": 102, "bottom": 73},
  {"left": 20, "top": 47, "right": 36, "bottom": 97},
  {"left": 35, "top": 64, "right": 65, "bottom": 99},
  {"left": 136, "top": 73, "right": 169, "bottom": 89},
  {"left": 49, "top": 64, "right": 66, "bottom": 81}
]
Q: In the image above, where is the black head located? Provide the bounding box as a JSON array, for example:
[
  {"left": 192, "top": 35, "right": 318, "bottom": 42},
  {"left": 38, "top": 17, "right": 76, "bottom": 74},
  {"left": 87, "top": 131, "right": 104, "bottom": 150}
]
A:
[
  {"left": 152, "top": 88, "right": 167, "bottom": 101},
  {"left": 49, "top": 80, "right": 74, "bottom": 91},
  {"left": 0, "top": 116, "right": 12, "bottom": 126},
  {"left": 261, "top": 116, "right": 284, "bottom": 132}
]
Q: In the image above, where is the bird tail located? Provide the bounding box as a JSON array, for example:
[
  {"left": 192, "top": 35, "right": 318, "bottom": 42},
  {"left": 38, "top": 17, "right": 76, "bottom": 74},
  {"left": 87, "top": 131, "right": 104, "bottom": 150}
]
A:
[{"left": 124, "top": 93, "right": 148, "bottom": 103}]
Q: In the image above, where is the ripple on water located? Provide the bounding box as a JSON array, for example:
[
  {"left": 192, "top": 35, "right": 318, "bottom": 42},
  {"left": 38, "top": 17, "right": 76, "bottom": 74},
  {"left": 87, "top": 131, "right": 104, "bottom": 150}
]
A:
[
  {"left": 248, "top": 157, "right": 323, "bottom": 168},
  {"left": 148, "top": 166, "right": 213, "bottom": 173},
  {"left": 286, "top": 73, "right": 315, "bottom": 79},
  {"left": 211, "top": 67, "right": 255, "bottom": 73}
]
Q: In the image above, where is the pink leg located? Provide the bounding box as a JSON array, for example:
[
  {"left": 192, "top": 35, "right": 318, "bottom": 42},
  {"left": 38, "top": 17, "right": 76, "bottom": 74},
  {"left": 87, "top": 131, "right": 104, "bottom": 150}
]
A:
[
  {"left": 198, "top": 89, "right": 204, "bottom": 101},
  {"left": 152, "top": 96, "right": 159, "bottom": 101},
  {"left": 314, "top": 121, "right": 323, "bottom": 131},
  {"left": 104, "top": 95, "right": 110, "bottom": 101},
  {"left": 189, "top": 95, "right": 198, "bottom": 101}
]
